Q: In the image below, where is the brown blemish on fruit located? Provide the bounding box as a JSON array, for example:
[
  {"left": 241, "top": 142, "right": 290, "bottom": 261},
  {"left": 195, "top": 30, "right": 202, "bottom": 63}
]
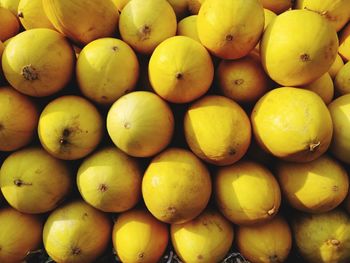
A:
[
  {"left": 300, "top": 53, "right": 311, "bottom": 62},
  {"left": 269, "top": 255, "right": 280, "bottom": 263},
  {"left": 226, "top": 34, "right": 234, "bottom": 41},
  {"left": 175, "top": 72, "right": 183, "bottom": 80},
  {"left": 309, "top": 141, "right": 320, "bottom": 152},
  {"left": 71, "top": 247, "right": 81, "bottom": 256},
  {"left": 14, "top": 179, "right": 32, "bottom": 187},
  {"left": 234, "top": 79, "right": 244, "bottom": 85},
  {"left": 228, "top": 148, "right": 236, "bottom": 156},
  {"left": 332, "top": 185, "right": 339, "bottom": 192},
  {"left": 138, "top": 252, "right": 144, "bottom": 259},
  {"left": 99, "top": 184, "right": 108, "bottom": 192},
  {"left": 112, "top": 46, "right": 118, "bottom": 51},
  {"left": 124, "top": 122, "right": 131, "bottom": 129},
  {"left": 327, "top": 239, "right": 340, "bottom": 246},
  {"left": 139, "top": 25, "right": 151, "bottom": 41},
  {"left": 197, "top": 254, "right": 203, "bottom": 260},
  {"left": 18, "top": 11, "right": 24, "bottom": 18},
  {"left": 267, "top": 207, "right": 276, "bottom": 216},
  {"left": 22, "top": 65, "right": 39, "bottom": 81},
  {"left": 167, "top": 206, "right": 176, "bottom": 215},
  {"left": 59, "top": 128, "right": 71, "bottom": 146}
]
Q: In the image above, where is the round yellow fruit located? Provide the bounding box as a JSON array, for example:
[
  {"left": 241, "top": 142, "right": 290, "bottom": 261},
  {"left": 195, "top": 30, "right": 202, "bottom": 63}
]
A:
[
  {"left": 142, "top": 148, "right": 212, "bottom": 224},
  {"left": 43, "top": 200, "right": 112, "bottom": 263},
  {"left": 218, "top": 54, "right": 270, "bottom": 104},
  {"left": 2, "top": 28, "right": 75, "bottom": 97},
  {"left": 119, "top": 0, "right": 177, "bottom": 54},
  {"left": 171, "top": 209, "right": 234, "bottom": 263},
  {"left": 294, "top": 0, "right": 350, "bottom": 32},
  {"left": 38, "top": 95, "right": 104, "bottom": 160},
  {"left": 107, "top": 91, "right": 174, "bottom": 157},
  {"left": 300, "top": 73, "right": 334, "bottom": 105},
  {"left": 77, "top": 38, "right": 139, "bottom": 105},
  {"left": 253, "top": 8, "right": 277, "bottom": 54},
  {"left": 0, "top": 207, "right": 42, "bottom": 263},
  {"left": 261, "top": 9, "right": 338, "bottom": 86},
  {"left": 335, "top": 61, "right": 350, "bottom": 95},
  {"left": 43, "top": 0, "right": 119, "bottom": 45},
  {"left": 237, "top": 216, "right": 292, "bottom": 263},
  {"left": 17, "top": 0, "right": 55, "bottom": 30},
  {"left": 149, "top": 36, "right": 213, "bottom": 103},
  {"left": 251, "top": 87, "right": 333, "bottom": 162},
  {"left": 0, "top": 147, "right": 72, "bottom": 214},
  {"left": 0, "top": 7, "right": 19, "bottom": 41},
  {"left": 113, "top": 208, "right": 169, "bottom": 263},
  {"left": 215, "top": 161, "right": 281, "bottom": 225},
  {"left": 292, "top": 210, "right": 350, "bottom": 263},
  {"left": 0, "top": 87, "right": 39, "bottom": 151},
  {"left": 339, "top": 22, "right": 350, "bottom": 62},
  {"left": 259, "top": 0, "right": 291, "bottom": 14},
  {"left": 177, "top": 15, "right": 200, "bottom": 42},
  {"left": 184, "top": 95, "right": 251, "bottom": 166},
  {"left": 77, "top": 147, "right": 142, "bottom": 213},
  {"left": 0, "top": 0, "right": 20, "bottom": 15},
  {"left": 329, "top": 54, "right": 344, "bottom": 79},
  {"left": 328, "top": 94, "right": 350, "bottom": 164},
  {"left": 276, "top": 155, "right": 349, "bottom": 213},
  {"left": 197, "top": 0, "right": 264, "bottom": 59}
]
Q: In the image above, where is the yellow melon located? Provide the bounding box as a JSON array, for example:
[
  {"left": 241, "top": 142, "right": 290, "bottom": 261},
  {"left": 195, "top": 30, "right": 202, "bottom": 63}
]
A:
[
  {"left": 187, "top": 0, "right": 205, "bottom": 14},
  {"left": 43, "top": 0, "right": 119, "bottom": 45},
  {"left": 17, "top": 0, "right": 55, "bottom": 30},
  {"left": 177, "top": 15, "right": 199, "bottom": 42},
  {"left": 149, "top": 36, "right": 213, "bottom": 103},
  {"left": 292, "top": 210, "right": 350, "bottom": 263},
  {"left": 329, "top": 54, "right": 344, "bottom": 79},
  {"left": 261, "top": 9, "right": 338, "bottom": 86},
  {"left": 0, "top": 207, "right": 42, "bottom": 263},
  {"left": 218, "top": 54, "right": 270, "bottom": 104},
  {"left": 335, "top": 61, "right": 350, "bottom": 95},
  {"left": 43, "top": 200, "right": 112, "bottom": 263},
  {"left": 171, "top": 209, "right": 234, "bottom": 263},
  {"left": 77, "top": 38, "right": 139, "bottom": 105},
  {"left": 184, "top": 95, "right": 251, "bottom": 166},
  {"left": 300, "top": 73, "right": 334, "bottom": 105},
  {"left": 1, "top": 147, "right": 72, "bottom": 214},
  {"left": 339, "top": 22, "right": 350, "bottom": 62},
  {"left": 142, "top": 148, "right": 212, "bottom": 224},
  {"left": 237, "top": 216, "right": 292, "bottom": 263},
  {"left": 0, "top": 7, "right": 19, "bottom": 42},
  {"left": 253, "top": 8, "right": 277, "bottom": 54},
  {"left": 251, "top": 87, "right": 333, "bottom": 162},
  {"left": 294, "top": 0, "right": 350, "bottom": 32},
  {"left": 119, "top": 0, "right": 177, "bottom": 54},
  {"left": 328, "top": 94, "right": 350, "bottom": 164},
  {"left": 107, "top": 91, "right": 174, "bottom": 157},
  {"left": 259, "top": 0, "right": 291, "bottom": 14},
  {"left": 2, "top": 28, "right": 75, "bottom": 97},
  {"left": 168, "top": 0, "right": 188, "bottom": 19},
  {"left": 113, "top": 208, "right": 169, "bottom": 263},
  {"left": 197, "top": 0, "right": 264, "bottom": 59},
  {"left": 0, "top": 0, "right": 20, "bottom": 15},
  {"left": 77, "top": 147, "right": 142, "bottom": 213},
  {"left": 215, "top": 161, "right": 281, "bottom": 225},
  {"left": 276, "top": 155, "right": 349, "bottom": 213},
  {"left": 0, "top": 87, "right": 38, "bottom": 151},
  {"left": 38, "top": 95, "right": 104, "bottom": 160}
]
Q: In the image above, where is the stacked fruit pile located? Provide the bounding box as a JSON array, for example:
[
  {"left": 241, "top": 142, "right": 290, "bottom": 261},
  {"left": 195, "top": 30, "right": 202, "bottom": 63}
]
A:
[{"left": 1, "top": 0, "right": 350, "bottom": 262}]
